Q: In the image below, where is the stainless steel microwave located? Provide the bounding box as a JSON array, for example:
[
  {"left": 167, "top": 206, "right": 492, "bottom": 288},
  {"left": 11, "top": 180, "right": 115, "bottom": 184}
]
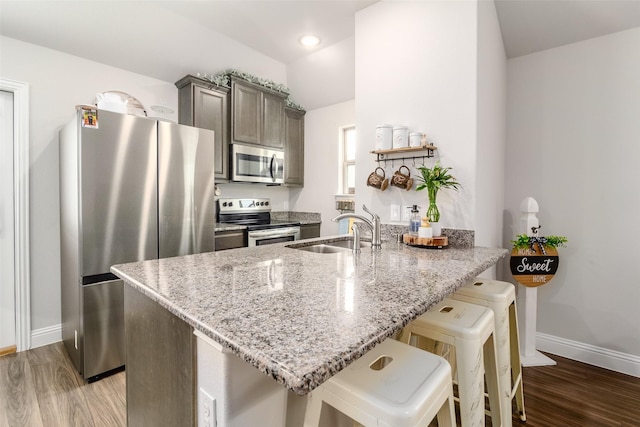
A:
[{"left": 231, "top": 144, "right": 284, "bottom": 184}]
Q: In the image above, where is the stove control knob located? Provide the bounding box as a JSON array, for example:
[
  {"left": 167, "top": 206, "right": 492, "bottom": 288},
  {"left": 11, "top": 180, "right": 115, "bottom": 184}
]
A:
[
  {"left": 259, "top": 201, "right": 264, "bottom": 206},
  {"left": 222, "top": 202, "right": 227, "bottom": 207},
  {"left": 265, "top": 201, "right": 270, "bottom": 206},
  {"left": 228, "top": 202, "right": 233, "bottom": 207}
]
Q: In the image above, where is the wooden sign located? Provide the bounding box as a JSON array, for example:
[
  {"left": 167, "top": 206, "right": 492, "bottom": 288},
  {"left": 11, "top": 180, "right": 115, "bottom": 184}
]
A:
[{"left": 510, "top": 246, "right": 559, "bottom": 287}]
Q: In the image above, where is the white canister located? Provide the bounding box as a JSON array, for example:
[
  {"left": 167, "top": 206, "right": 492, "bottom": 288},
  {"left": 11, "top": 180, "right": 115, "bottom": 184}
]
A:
[
  {"left": 375, "top": 125, "right": 393, "bottom": 150},
  {"left": 392, "top": 126, "right": 408, "bottom": 149},
  {"left": 409, "top": 132, "right": 423, "bottom": 148}
]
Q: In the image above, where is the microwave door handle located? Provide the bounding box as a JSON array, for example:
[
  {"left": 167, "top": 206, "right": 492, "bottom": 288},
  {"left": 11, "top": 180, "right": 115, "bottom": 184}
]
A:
[{"left": 270, "top": 154, "right": 276, "bottom": 182}]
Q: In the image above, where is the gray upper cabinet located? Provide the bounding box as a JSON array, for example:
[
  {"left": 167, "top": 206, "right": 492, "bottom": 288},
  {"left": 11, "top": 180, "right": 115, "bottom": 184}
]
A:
[
  {"left": 262, "top": 92, "right": 285, "bottom": 149},
  {"left": 232, "top": 80, "right": 261, "bottom": 145},
  {"left": 284, "top": 107, "right": 305, "bottom": 186},
  {"left": 175, "top": 75, "right": 230, "bottom": 181},
  {"left": 231, "top": 77, "right": 286, "bottom": 149}
]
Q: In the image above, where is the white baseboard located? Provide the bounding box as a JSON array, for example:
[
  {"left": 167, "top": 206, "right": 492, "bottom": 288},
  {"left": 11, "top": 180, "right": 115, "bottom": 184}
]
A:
[
  {"left": 30, "top": 324, "right": 62, "bottom": 349},
  {"left": 537, "top": 332, "right": 640, "bottom": 378}
]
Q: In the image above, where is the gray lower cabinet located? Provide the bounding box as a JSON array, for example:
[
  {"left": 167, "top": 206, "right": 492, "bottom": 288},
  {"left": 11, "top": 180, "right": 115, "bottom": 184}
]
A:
[
  {"left": 284, "top": 108, "right": 305, "bottom": 186},
  {"left": 124, "top": 284, "right": 195, "bottom": 427},
  {"left": 215, "top": 229, "right": 247, "bottom": 251},
  {"left": 300, "top": 223, "right": 320, "bottom": 240},
  {"left": 231, "top": 77, "right": 286, "bottom": 149},
  {"left": 176, "top": 75, "right": 230, "bottom": 180}
]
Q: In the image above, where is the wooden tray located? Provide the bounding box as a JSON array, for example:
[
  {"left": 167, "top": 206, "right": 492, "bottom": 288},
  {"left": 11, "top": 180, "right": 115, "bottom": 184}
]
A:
[{"left": 403, "top": 234, "right": 448, "bottom": 248}]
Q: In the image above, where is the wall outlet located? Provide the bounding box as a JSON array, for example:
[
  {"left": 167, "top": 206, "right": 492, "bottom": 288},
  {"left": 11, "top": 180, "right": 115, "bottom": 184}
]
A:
[
  {"left": 390, "top": 204, "right": 400, "bottom": 221},
  {"left": 401, "top": 205, "right": 412, "bottom": 222},
  {"left": 199, "top": 388, "right": 216, "bottom": 427}
]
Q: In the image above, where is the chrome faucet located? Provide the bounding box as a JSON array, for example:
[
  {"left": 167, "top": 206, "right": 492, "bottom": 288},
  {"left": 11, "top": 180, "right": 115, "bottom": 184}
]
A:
[
  {"left": 332, "top": 204, "right": 382, "bottom": 249},
  {"left": 351, "top": 223, "right": 361, "bottom": 254}
]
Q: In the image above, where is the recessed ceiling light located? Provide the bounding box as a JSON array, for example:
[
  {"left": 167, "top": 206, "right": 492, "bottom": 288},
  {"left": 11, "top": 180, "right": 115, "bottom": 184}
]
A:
[{"left": 299, "top": 34, "right": 321, "bottom": 47}]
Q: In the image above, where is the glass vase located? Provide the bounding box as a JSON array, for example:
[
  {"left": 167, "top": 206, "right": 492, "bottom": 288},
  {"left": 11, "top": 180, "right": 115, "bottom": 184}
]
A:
[{"left": 426, "top": 196, "right": 440, "bottom": 223}]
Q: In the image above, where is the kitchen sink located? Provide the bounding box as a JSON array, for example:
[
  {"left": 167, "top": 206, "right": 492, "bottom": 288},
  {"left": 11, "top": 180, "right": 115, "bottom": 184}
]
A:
[
  {"left": 287, "top": 240, "right": 371, "bottom": 254},
  {"left": 294, "top": 244, "right": 350, "bottom": 254}
]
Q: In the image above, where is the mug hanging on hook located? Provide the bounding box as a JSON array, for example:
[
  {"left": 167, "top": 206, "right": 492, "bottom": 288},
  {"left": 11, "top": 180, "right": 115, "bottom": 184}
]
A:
[
  {"left": 391, "top": 165, "right": 413, "bottom": 191},
  {"left": 366, "top": 167, "right": 389, "bottom": 191}
]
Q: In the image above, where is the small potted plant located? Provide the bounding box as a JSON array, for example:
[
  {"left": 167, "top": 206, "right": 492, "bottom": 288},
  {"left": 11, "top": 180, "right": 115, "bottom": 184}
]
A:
[{"left": 415, "top": 161, "right": 460, "bottom": 236}]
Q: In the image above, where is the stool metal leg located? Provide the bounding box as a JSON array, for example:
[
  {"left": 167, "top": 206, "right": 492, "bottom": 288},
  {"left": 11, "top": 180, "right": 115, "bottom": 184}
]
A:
[
  {"left": 484, "top": 333, "right": 504, "bottom": 427},
  {"left": 304, "top": 392, "right": 323, "bottom": 427},
  {"left": 509, "top": 302, "right": 526, "bottom": 422},
  {"left": 449, "top": 337, "right": 485, "bottom": 427},
  {"left": 436, "top": 384, "right": 457, "bottom": 427},
  {"left": 490, "top": 299, "right": 514, "bottom": 426}
]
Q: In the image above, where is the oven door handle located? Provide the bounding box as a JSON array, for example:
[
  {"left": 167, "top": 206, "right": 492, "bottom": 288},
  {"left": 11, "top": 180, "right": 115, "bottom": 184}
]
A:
[{"left": 249, "top": 228, "right": 299, "bottom": 238}]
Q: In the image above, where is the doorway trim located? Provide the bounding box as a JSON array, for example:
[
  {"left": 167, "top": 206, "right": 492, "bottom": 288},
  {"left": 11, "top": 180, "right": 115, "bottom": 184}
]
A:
[{"left": 1, "top": 78, "right": 31, "bottom": 352}]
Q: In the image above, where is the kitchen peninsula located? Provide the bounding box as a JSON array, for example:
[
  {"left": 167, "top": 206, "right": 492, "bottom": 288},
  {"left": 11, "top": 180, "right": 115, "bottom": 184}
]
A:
[{"left": 112, "top": 236, "right": 507, "bottom": 426}]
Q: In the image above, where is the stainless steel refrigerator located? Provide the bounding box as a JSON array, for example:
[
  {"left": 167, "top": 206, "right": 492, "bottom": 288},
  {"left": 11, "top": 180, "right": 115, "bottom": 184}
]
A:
[{"left": 60, "top": 108, "right": 215, "bottom": 380}]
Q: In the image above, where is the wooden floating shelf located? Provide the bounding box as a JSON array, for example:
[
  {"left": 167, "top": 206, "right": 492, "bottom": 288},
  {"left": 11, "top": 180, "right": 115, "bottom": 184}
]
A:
[
  {"left": 370, "top": 145, "right": 437, "bottom": 155},
  {"left": 371, "top": 145, "right": 437, "bottom": 163}
]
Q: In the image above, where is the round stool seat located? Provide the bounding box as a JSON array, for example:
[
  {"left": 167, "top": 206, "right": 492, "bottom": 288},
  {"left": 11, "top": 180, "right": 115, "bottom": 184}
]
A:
[
  {"left": 455, "top": 278, "right": 516, "bottom": 304},
  {"left": 303, "top": 338, "right": 456, "bottom": 427}
]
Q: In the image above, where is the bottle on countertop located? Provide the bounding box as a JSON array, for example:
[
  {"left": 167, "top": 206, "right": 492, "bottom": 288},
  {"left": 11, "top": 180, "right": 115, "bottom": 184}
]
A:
[{"left": 409, "top": 205, "right": 421, "bottom": 236}]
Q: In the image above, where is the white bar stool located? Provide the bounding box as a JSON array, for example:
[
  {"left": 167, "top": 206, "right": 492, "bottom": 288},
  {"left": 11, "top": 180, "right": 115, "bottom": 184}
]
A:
[
  {"left": 398, "top": 298, "right": 503, "bottom": 427},
  {"left": 303, "top": 338, "right": 456, "bottom": 427},
  {"left": 452, "top": 279, "right": 526, "bottom": 423}
]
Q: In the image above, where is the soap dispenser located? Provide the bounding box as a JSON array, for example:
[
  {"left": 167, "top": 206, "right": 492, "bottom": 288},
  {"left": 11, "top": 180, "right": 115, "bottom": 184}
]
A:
[{"left": 409, "top": 205, "right": 421, "bottom": 236}]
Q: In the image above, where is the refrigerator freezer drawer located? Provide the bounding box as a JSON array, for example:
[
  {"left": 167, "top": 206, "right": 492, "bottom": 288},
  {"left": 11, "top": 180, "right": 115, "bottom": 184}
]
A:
[{"left": 83, "top": 278, "right": 125, "bottom": 379}]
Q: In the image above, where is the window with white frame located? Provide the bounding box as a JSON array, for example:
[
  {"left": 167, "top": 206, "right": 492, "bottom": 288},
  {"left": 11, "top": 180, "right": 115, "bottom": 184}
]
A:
[{"left": 341, "top": 125, "right": 356, "bottom": 194}]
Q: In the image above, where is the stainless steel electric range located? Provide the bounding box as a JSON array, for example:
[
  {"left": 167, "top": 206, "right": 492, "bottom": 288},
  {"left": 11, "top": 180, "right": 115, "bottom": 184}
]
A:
[{"left": 216, "top": 198, "right": 300, "bottom": 246}]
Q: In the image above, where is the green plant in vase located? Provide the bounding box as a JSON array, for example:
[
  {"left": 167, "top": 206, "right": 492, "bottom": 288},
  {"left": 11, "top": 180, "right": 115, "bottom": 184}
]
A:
[{"left": 415, "top": 161, "right": 460, "bottom": 225}]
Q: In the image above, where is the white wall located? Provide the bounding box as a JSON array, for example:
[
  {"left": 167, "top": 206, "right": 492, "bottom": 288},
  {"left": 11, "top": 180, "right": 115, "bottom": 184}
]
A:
[
  {"left": 354, "top": 1, "right": 479, "bottom": 230},
  {"left": 475, "top": 1, "right": 507, "bottom": 267},
  {"left": 289, "top": 100, "right": 356, "bottom": 236},
  {"left": 505, "top": 28, "right": 640, "bottom": 363},
  {"left": 0, "top": 35, "right": 286, "bottom": 345}
]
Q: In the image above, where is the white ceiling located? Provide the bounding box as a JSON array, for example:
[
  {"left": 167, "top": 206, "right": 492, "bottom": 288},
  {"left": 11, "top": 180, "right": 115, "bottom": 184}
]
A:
[
  {"left": 495, "top": 0, "right": 640, "bottom": 58},
  {"left": 2, "top": 0, "right": 640, "bottom": 90}
]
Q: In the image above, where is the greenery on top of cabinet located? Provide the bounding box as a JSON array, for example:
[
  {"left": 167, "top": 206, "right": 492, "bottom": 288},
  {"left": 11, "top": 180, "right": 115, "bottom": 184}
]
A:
[{"left": 195, "top": 69, "right": 305, "bottom": 111}]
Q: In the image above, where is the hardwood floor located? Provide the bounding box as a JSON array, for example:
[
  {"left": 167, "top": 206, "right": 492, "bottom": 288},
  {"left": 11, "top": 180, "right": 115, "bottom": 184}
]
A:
[
  {"left": 510, "top": 354, "right": 640, "bottom": 427},
  {"left": 1, "top": 343, "right": 638, "bottom": 427},
  {"left": 0, "top": 343, "right": 125, "bottom": 427}
]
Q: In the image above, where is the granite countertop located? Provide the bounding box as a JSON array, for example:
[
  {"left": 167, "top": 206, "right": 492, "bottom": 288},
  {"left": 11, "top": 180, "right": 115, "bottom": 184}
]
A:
[
  {"left": 111, "top": 236, "right": 507, "bottom": 395},
  {"left": 271, "top": 211, "right": 322, "bottom": 225},
  {"left": 214, "top": 223, "right": 247, "bottom": 232}
]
